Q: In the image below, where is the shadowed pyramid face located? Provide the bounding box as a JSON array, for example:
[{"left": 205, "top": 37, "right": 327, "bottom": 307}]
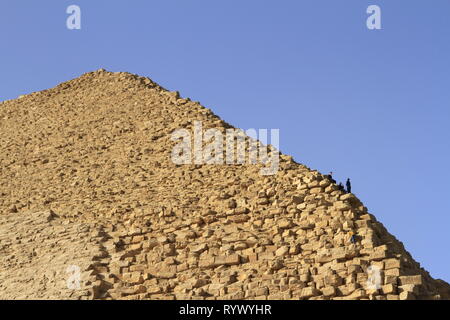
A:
[{"left": 0, "top": 70, "right": 448, "bottom": 300}]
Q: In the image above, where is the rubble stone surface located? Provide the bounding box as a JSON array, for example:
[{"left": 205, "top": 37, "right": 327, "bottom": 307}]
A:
[{"left": 0, "top": 69, "right": 449, "bottom": 300}]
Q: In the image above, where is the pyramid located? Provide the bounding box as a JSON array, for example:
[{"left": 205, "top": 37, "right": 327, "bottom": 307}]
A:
[{"left": 0, "top": 69, "right": 448, "bottom": 300}]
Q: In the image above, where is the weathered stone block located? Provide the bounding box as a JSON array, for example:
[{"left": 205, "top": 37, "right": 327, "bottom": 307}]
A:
[
  {"left": 399, "top": 291, "right": 416, "bottom": 300},
  {"left": 300, "top": 287, "right": 320, "bottom": 299},
  {"left": 384, "top": 258, "right": 401, "bottom": 270},
  {"left": 399, "top": 275, "right": 422, "bottom": 286},
  {"left": 321, "top": 286, "right": 336, "bottom": 297},
  {"left": 381, "top": 284, "right": 397, "bottom": 295},
  {"left": 399, "top": 284, "right": 419, "bottom": 295}
]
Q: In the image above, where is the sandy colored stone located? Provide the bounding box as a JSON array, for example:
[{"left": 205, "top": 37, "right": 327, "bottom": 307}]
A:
[{"left": 0, "top": 69, "right": 448, "bottom": 300}]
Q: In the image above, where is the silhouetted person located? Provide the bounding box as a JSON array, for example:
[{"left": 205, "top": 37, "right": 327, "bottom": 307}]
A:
[
  {"left": 338, "top": 182, "right": 345, "bottom": 192},
  {"left": 346, "top": 178, "right": 352, "bottom": 194},
  {"left": 326, "top": 171, "right": 336, "bottom": 184},
  {"left": 348, "top": 230, "right": 357, "bottom": 244}
]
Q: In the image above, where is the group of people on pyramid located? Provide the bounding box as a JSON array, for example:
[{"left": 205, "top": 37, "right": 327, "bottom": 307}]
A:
[{"left": 325, "top": 172, "right": 352, "bottom": 194}]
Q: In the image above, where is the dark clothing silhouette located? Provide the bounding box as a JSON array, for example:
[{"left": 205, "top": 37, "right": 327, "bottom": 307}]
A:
[
  {"left": 325, "top": 173, "right": 336, "bottom": 184},
  {"left": 338, "top": 183, "right": 345, "bottom": 192},
  {"left": 346, "top": 178, "right": 352, "bottom": 194}
]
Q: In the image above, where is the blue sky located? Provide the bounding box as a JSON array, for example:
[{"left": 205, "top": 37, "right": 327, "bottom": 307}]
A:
[{"left": 1, "top": 1, "right": 449, "bottom": 282}]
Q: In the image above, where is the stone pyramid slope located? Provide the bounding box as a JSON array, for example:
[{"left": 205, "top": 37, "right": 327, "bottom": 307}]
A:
[{"left": 0, "top": 69, "right": 448, "bottom": 300}]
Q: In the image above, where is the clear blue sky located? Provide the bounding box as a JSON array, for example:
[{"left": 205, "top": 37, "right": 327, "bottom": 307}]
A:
[{"left": 1, "top": 1, "right": 449, "bottom": 282}]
